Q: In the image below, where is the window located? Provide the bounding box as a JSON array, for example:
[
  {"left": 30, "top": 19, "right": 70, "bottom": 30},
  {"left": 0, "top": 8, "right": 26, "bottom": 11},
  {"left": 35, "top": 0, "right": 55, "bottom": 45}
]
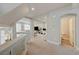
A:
[
  {"left": 16, "top": 23, "right": 22, "bottom": 32},
  {"left": 24, "top": 24, "right": 30, "bottom": 31},
  {"left": 16, "top": 23, "right": 30, "bottom": 32},
  {"left": 0, "top": 27, "right": 12, "bottom": 45},
  {"left": 1, "top": 30, "right": 6, "bottom": 44},
  {"left": 16, "top": 18, "right": 31, "bottom": 38}
]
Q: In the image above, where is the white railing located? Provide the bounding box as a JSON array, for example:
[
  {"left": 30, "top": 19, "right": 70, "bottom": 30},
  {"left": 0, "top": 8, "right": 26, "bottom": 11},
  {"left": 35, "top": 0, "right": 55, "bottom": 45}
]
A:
[{"left": 0, "top": 35, "right": 29, "bottom": 55}]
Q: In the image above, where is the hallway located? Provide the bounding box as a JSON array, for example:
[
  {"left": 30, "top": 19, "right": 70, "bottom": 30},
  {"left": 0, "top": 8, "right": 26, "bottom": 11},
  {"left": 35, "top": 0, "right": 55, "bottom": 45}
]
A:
[
  {"left": 26, "top": 36, "right": 79, "bottom": 55},
  {"left": 0, "top": 3, "right": 79, "bottom": 55}
]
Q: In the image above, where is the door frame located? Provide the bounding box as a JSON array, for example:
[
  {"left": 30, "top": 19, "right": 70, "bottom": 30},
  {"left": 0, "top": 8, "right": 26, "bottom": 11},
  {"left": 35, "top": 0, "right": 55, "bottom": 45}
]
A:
[{"left": 60, "top": 14, "right": 76, "bottom": 48}]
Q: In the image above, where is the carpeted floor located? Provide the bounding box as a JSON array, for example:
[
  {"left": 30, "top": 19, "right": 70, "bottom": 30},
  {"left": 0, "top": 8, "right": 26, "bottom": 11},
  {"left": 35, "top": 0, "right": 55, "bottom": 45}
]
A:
[
  {"left": 61, "top": 34, "right": 74, "bottom": 48},
  {"left": 25, "top": 35, "right": 79, "bottom": 55}
]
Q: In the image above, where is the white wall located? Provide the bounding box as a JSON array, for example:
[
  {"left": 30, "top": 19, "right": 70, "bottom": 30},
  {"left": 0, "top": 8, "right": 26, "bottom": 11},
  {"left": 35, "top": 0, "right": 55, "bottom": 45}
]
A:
[
  {"left": 69, "top": 16, "right": 75, "bottom": 46},
  {"left": 61, "top": 16, "right": 70, "bottom": 35},
  {"left": 34, "top": 20, "right": 47, "bottom": 29},
  {"left": 34, "top": 5, "right": 79, "bottom": 49},
  {"left": 47, "top": 6, "right": 79, "bottom": 48},
  {"left": 47, "top": 14, "right": 60, "bottom": 45}
]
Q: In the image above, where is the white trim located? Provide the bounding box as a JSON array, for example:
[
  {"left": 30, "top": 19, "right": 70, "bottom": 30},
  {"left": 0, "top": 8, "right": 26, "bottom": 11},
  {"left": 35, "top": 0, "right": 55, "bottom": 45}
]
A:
[{"left": 47, "top": 40, "right": 60, "bottom": 45}]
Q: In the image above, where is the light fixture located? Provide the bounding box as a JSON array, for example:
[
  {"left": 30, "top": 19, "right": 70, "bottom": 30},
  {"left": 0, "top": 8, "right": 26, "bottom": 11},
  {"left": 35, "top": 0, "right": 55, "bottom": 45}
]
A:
[{"left": 32, "top": 8, "right": 35, "bottom": 11}]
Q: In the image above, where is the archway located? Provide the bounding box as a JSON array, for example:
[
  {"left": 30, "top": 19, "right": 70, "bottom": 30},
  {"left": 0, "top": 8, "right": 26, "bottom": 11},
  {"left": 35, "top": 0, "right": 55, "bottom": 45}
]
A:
[{"left": 60, "top": 14, "right": 76, "bottom": 48}]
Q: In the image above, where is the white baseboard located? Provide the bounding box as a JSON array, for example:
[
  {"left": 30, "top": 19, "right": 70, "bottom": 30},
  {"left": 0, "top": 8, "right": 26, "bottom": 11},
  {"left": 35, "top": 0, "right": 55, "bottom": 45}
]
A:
[{"left": 47, "top": 40, "right": 60, "bottom": 45}]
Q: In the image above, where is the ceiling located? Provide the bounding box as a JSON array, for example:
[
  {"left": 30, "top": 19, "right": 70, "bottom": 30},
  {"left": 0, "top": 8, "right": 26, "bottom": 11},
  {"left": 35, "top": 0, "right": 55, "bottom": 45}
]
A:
[
  {"left": 0, "top": 3, "right": 72, "bottom": 17},
  {"left": 0, "top": 3, "right": 21, "bottom": 16},
  {"left": 0, "top": 3, "right": 72, "bottom": 26},
  {"left": 25, "top": 3, "right": 72, "bottom": 18}
]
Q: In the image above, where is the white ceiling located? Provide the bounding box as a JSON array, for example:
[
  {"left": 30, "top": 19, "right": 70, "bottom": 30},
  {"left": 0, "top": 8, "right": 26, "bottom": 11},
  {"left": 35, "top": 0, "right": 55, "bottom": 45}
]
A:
[
  {"left": 0, "top": 3, "right": 21, "bottom": 16},
  {"left": 25, "top": 3, "right": 72, "bottom": 18},
  {"left": 0, "top": 3, "right": 72, "bottom": 17},
  {"left": 0, "top": 3, "right": 72, "bottom": 26}
]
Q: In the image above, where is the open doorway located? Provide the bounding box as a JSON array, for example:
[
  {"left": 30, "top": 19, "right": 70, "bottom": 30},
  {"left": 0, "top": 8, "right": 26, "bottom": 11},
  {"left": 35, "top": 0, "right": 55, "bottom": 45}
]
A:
[{"left": 60, "top": 14, "right": 76, "bottom": 48}]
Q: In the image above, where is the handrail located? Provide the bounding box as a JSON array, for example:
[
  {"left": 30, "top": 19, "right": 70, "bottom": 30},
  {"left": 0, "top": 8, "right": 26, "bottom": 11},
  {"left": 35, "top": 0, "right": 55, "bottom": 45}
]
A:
[{"left": 0, "top": 35, "right": 29, "bottom": 55}]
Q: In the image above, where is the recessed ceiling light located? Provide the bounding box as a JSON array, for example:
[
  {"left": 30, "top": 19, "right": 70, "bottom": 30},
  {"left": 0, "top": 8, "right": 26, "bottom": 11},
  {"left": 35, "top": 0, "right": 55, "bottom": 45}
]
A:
[{"left": 32, "top": 8, "right": 35, "bottom": 11}]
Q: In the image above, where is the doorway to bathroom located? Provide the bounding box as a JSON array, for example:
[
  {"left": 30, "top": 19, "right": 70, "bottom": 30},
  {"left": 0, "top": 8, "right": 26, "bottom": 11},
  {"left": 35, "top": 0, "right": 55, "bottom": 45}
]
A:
[{"left": 60, "top": 14, "right": 76, "bottom": 48}]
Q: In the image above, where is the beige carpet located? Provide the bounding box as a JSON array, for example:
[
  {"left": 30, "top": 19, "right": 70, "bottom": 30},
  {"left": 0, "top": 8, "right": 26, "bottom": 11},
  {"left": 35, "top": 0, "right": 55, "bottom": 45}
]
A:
[
  {"left": 26, "top": 36, "right": 79, "bottom": 55},
  {"left": 61, "top": 34, "right": 74, "bottom": 48}
]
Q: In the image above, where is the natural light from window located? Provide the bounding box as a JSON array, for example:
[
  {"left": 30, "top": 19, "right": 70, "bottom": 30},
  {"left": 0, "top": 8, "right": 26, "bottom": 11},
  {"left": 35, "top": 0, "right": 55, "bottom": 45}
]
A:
[{"left": 16, "top": 18, "right": 31, "bottom": 38}]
